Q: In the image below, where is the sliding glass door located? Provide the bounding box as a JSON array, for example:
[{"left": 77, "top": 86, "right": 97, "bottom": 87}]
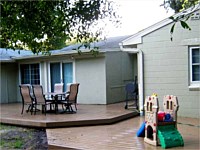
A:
[
  {"left": 63, "top": 63, "right": 73, "bottom": 91},
  {"left": 50, "top": 62, "right": 73, "bottom": 92},
  {"left": 50, "top": 63, "right": 61, "bottom": 92}
]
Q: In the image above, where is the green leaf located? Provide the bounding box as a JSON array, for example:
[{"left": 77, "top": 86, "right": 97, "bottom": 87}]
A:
[
  {"left": 180, "top": 21, "right": 191, "bottom": 30},
  {"left": 169, "top": 16, "right": 174, "bottom": 21},
  {"left": 0, "top": 0, "right": 120, "bottom": 54},
  {"left": 170, "top": 23, "right": 176, "bottom": 34},
  {"left": 170, "top": 36, "right": 173, "bottom": 41}
]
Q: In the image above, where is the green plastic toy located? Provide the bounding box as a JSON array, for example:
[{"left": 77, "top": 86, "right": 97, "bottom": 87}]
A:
[{"left": 143, "top": 95, "right": 184, "bottom": 149}]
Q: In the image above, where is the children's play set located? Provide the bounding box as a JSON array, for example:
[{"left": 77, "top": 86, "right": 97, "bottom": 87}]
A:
[{"left": 137, "top": 95, "right": 184, "bottom": 149}]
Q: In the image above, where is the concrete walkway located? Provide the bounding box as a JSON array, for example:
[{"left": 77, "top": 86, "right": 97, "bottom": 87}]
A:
[{"left": 47, "top": 116, "right": 200, "bottom": 150}]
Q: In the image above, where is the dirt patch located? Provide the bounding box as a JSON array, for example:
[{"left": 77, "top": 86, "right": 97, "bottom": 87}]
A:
[{"left": 0, "top": 125, "right": 48, "bottom": 150}]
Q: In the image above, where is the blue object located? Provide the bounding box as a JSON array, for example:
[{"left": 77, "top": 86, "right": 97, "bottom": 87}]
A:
[
  {"left": 137, "top": 122, "right": 145, "bottom": 137},
  {"left": 164, "top": 113, "right": 173, "bottom": 122}
]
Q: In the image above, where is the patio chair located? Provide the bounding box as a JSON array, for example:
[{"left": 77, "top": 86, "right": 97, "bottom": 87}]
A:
[
  {"left": 19, "top": 85, "right": 35, "bottom": 115},
  {"left": 47, "top": 83, "right": 64, "bottom": 101},
  {"left": 54, "top": 83, "right": 64, "bottom": 93},
  {"left": 59, "top": 83, "right": 80, "bottom": 113},
  {"left": 32, "top": 85, "right": 54, "bottom": 115}
]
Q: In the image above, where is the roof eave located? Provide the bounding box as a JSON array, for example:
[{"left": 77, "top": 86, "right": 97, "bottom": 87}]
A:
[
  {"left": 121, "top": 18, "right": 172, "bottom": 46},
  {"left": 13, "top": 49, "right": 106, "bottom": 60},
  {"left": 121, "top": 4, "right": 200, "bottom": 46},
  {"left": 0, "top": 59, "right": 16, "bottom": 63}
]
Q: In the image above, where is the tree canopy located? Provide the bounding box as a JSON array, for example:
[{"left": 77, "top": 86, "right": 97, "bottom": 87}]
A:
[
  {"left": 1, "top": 0, "right": 199, "bottom": 53},
  {"left": 162, "top": 0, "right": 199, "bottom": 13},
  {"left": 0, "top": 0, "right": 119, "bottom": 54},
  {"left": 161, "top": 0, "right": 200, "bottom": 40}
]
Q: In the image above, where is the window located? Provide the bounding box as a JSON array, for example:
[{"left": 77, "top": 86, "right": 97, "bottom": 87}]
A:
[
  {"left": 190, "top": 47, "right": 200, "bottom": 87},
  {"left": 49, "top": 62, "right": 73, "bottom": 92},
  {"left": 20, "top": 64, "right": 40, "bottom": 84}
]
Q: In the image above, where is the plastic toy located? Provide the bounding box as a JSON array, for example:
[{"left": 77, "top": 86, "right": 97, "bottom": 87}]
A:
[
  {"left": 164, "top": 113, "right": 173, "bottom": 122},
  {"left": 136, "top": 121, "right": 145, "bottom": 137},
  {"left": 158, "top": 111, "right": 165, "bottom": 122},
  {"left": 137, "top": 95, "right": 184, "bottom": 149}
]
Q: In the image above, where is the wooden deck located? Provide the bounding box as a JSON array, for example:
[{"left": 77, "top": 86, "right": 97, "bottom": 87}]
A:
[
  {"left": 1, "top": 103, "right": 199, "bottom": 150},
  {"left": 0, "top": 102, "right": 139, "bottom": 128}
]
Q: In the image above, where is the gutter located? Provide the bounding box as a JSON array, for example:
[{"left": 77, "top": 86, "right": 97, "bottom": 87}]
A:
[
  {"left": 0, "top": 60, "right": 16, "bottom": 63},
  {"left": 119, "top": 44, "right": 144, "bottom": 115},
  {"left": 12, "top": 49, "right": 108, "bottom": 60}
]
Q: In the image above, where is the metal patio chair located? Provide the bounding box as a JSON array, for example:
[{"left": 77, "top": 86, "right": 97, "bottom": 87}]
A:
[
  {"left": 54, "top": 83, "right": 64, "bottom": 93},
  {"left": 19, "top": 85, "right": 35, "bottom": 115},
  {"left": 32, "top": 85, "right": 54, "bottom": 115},
  {"left": 47, "top": 83, "right": 64, "bottom": 101},
  {"left": 59, "top": 83, "right": 80, "bottom": 113}
]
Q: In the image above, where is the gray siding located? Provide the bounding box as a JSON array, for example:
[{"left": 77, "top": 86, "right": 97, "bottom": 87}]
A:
[
  {"left": 0, "top": 63, "right": 18, "bottom": 103},
  {"left": 138, "top": 18, "right": 200, "bottom": 118},
  {"left": 105, "top": 51, "right": 137, "bottom": 104},
  {"left": 75, "top": 56, "right": 107, "bottom": 104}
]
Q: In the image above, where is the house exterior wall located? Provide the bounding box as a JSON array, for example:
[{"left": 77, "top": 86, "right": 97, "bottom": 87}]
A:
[
  {"left": 16, "top": 58, "right": 45, "bottom": 103},
  {"left": 33, "top": 56, "right": 73, "bottom": 93},
  {"left": 0, "top": 63, "right": 18, "bottom": 103},
  {"left": 1, "top": 50, "right": 138, "bottom": 105},
  {"left": 16, "top": 55, "right": 106, "bottom": 104},
  {"left": 138, "top": 18, "right": 200, "bottom": 118},
  {"left": 105, "top": 51, "right": 137, "bottom": 104},
  {"left": 75, "top": 56, "right": 107, "bottom": 104}
]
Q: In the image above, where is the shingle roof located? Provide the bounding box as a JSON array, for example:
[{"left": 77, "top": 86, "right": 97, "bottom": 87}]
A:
[
  {"left": 51, "top": 35, "right": 131, "bottom": 54},
  {"left": 0, "top": 35, "right": 131, "bottom": 62},
  {"left": 0, "top": 48, "right": 33, "bottom": 62}
]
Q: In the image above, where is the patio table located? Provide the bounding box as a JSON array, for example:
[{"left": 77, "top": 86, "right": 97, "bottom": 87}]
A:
[{"left": 44, "top": 92, "right": 68, "bottom": 114}]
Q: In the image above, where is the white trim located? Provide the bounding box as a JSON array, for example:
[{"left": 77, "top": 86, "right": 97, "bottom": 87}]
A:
[
  {"left": 43, "top": 62, "right": 48, "bottom": 92},
  {"left": 18, "top": 62, "right": 41, "bottom": 85},
  {"left": 121, "top": 17, "right": 172, "bottom": 46},
  {"left": 121, "top": 5, "right": 200, "bottom": 46},
  {"left": 47, "top": 60, "right": 75, "bottom": 92},
  {"left": 12, "top": 49, "right": 106, "bottom": 60},
  {"left": 138, "top": 50, "right": 144, "bottom": 112},
  {"left": 120, "top": 47, "right": 144, "bottom": 112},
  {"left": 47, "top": 62, "right": 51, "bottom": 92},
  {"left": 189, "top": 84, "right": 200, "bottom": 89},
  {"left": 39, "top": 63, "right": 42, "bottom": 85},
  {"left": 190, "top": 47, "right": 193, "bottom": 84},
  {"left": 73, "top": 60, "right": 76, "bottom": 83},
  {"left": 119, "top": 45, "right": 138, "bottom": 53},
  {"left": 189, "top": 46, "right": 200, "bottom": 86}
]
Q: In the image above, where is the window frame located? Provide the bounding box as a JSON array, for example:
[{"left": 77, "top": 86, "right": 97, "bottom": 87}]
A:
[
  {"left": 19, "top": 63, "right": 41, "bottom": 85},
  {"left": 189, "top": 46, "right": 200, "bottom": 89},
  {"left": 48, "top": 60, "right": 75, "bottom": 92}
]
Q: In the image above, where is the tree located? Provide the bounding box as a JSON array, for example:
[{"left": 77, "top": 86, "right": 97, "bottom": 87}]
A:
[
  {"left": 162, "top": 0, "right": 199, "bottom": 13},
  {"left": 161, "top": 0, "right": 200, "bottom": 40},
  {"left": 0, "top": 0, "right": 119, "bottom": 54}
]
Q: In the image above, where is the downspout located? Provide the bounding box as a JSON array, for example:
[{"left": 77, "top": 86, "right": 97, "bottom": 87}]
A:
[
  {"left": 119, "top": 45, "right": 144, "bottom": 115},
  {"left": 138, "top": 49, "right": 144, "bottom": 115}
]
